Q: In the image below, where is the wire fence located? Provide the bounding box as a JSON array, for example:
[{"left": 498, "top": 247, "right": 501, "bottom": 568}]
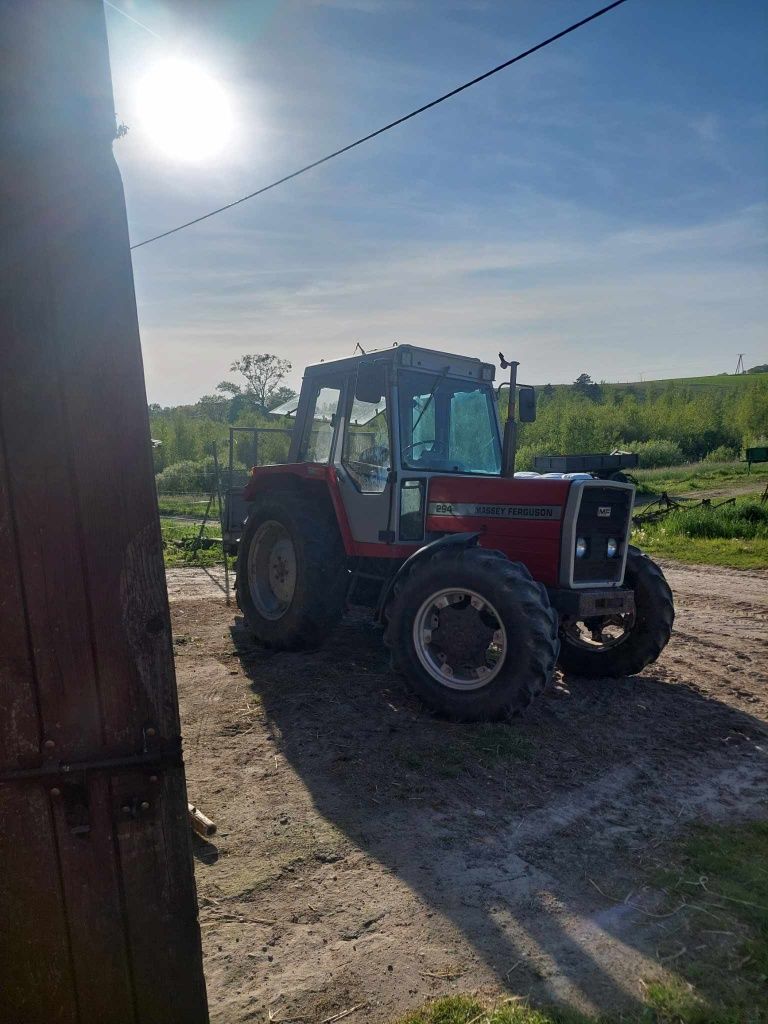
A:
[{"left": 157, "top": 427, "right": 296, "bottom": 576}]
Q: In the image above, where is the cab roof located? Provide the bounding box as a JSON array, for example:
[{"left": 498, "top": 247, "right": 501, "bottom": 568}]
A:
[{"left": 303, "top": 344, "right": 496, "bottom": 383}]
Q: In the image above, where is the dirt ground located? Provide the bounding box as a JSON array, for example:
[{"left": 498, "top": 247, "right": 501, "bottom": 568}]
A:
[{"left": 168, "top": 561, "right": 768, "bottom": 1024}]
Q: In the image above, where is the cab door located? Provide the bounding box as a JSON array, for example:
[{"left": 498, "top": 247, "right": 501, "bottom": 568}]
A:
[{"left": 334, "top": 361, "right": 395, "bottom": 545}]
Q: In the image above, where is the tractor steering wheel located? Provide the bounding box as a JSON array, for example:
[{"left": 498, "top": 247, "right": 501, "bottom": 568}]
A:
[{"left": 403, "top": 438, "right": 438, "bottom": 456}]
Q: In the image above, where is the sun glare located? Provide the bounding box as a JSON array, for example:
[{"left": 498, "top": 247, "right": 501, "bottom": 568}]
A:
[{"left": 137, "top": 59, "right": 232, "bottom": 162}]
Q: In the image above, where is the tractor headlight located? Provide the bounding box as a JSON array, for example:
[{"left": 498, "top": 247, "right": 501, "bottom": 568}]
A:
[
  {"left": 575, "top": 537, "right": 588, "bottom": 559},
  {"left": 606, "top": 537, "right": 618, "bottom": 558}
]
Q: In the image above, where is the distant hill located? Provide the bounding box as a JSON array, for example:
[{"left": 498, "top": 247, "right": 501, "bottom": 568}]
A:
[{"left": 541, "top": 372, "right": 768, "bottom": 398}]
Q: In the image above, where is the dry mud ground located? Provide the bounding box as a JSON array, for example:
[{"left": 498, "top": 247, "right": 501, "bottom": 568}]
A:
[{"left": 167, "top": 562, "right": 768, "bottom": 1024}]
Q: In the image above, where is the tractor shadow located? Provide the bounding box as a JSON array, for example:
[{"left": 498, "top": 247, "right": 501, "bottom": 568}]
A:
[{"left": 230, "top": 610, "right": 768, "bottom": 1017}]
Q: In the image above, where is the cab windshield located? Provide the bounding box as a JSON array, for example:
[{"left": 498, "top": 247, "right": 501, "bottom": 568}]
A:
[{"left": 398, "top": 369, "right": 501, "bottom": 475}]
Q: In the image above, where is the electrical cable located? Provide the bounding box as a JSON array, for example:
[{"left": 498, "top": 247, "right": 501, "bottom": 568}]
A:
[{"left": 130, "top": 0, "right": 629, "bottom": 250}]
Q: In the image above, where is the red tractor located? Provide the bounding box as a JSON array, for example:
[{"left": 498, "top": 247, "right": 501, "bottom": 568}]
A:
[{"left": 231, "top": 345, "right": 674, "bottom": 721}]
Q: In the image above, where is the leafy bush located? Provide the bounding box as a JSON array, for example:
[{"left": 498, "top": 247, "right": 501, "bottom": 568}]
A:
[
  {"left": 155, "top": 458, "right": 216, "bottom": 494},
  {"left": 514, "top": 444, "right": 537, "bottom": 471},
  {"left": 703, "top": 444, "right": 739, "bottom": 463},
  {"left": 630, "top": 438, "right": 686, "bottom": 469}
]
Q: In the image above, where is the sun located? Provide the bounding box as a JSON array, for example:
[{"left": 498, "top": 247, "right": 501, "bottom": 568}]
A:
[{"left": 136, "top": 59, "right": 232, "bottom": 162}]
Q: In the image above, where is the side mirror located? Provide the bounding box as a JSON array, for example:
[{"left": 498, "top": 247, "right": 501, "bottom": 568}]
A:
[
  {"left": 518, "top": 385, "right": 536, "bottom": 422},
  {"left": 355, "top": 363, "right": 386, "bottom": 404}
]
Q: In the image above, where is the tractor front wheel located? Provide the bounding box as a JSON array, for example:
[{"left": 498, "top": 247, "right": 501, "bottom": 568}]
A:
[
  {"left": 557, "top": 546, "right": 674, "bottom": 678},
  {"left": 236, "top": 491, "right": 348, "bottom": 649},
  {"left": 386, "top": 546, "right": 559, "bottom": 721}
]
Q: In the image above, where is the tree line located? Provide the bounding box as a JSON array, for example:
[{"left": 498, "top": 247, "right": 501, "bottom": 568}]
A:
[{"left": 150, "top": 354, "right": 768, "bottom": 478}]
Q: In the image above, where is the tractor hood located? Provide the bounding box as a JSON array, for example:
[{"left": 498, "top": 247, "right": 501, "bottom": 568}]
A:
[{"left": 424, "top": 474, "right": 634, "bottom": 588}]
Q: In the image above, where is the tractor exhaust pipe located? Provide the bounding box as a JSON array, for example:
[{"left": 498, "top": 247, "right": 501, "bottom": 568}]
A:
[{"left": 499, "top": 354, "right": 519, "bottom": 478}]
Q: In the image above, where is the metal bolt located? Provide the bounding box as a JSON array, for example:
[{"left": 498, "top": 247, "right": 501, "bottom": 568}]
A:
[
  {"left": 140, "top": 801, "right": 150, "bottom": 812},
  {"left": 146, "top": 727, "right": 156, "bottom": 738},
  {"left": 121, "top": 804, "right": 132, "bottom": 814},
  {"left": 50, "top": 787, "right": 61, "bottom": 797},
  {"left": 43, "top": 739, "right": 55, "bottom": 750}
]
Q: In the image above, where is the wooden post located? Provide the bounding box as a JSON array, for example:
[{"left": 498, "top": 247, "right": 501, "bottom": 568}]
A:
[
  {"left": 0, "top": 3, "right": 209, "bottom": 1021},
  {"left": 212, "top": 448, "right": 231, "bottom": 605}
]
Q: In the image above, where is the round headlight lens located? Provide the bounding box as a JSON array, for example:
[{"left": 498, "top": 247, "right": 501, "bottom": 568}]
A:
[
  {"left": 575, "top": 537, "right": 588, "bottom": 559},
  {"left": 606, "top": 537, "right": 618, "bottom": 558}
]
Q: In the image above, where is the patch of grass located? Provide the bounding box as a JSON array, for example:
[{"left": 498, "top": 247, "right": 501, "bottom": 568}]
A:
[
  {"left": 394, "top": 723, "right": 533, "bottom": 780},
  {"left": 632, "top": 531, "right": 768, "bottom": 570},
  {"left": 634, "top": 461, "right": 768, "bottom": 497},
  {"left": 396, "top": 824, "right": 768, "bottom": 1024},
  {"left": 157, "top": 493, "right": 214, "bottom": 517},
  {"left": 633, "top": 495, "right": 768, "bottom": 568},
  {"left": 393, "top": 996, "right": 596, "bottom": 1024},
  {"left": 161, "top": 519, "right": 233, "bottom": 568},
  {"left": 464, "top": 723, "right": 535, "bottom": 767},
  {"left": 653, "top": 821, "right": 768, "bottom": 1019},
  {"left": 657, "top": 499, "right": 768, "bottom": 541}
]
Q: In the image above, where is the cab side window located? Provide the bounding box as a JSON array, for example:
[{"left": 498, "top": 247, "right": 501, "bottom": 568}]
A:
[
  {"left": 300, "top": 383, "right": 342, "bottom": 463},
  {"left": 342, "top": 395, "right": 389, "bottom": 493}
]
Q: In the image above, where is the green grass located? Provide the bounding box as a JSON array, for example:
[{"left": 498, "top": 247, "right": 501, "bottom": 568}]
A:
[
  {"left": 634, "top": 460, "right": 768, "bottom": 497},
  {"left": 540, "top": 371, "right": 768, "bottom": 398},
  {"left": 633, "top": 494, "right": 768, "bottom": 569},
  {"left": 161, "top": 519, "right": 233, "bottom": 568},
  {"left": 634, "top": 533, "right": 768, "bottom": 569},
  {"left": 157, "top": 493, "right": 215, "bottom": 517},
  {"left": 395, "top": 723, "right": 534, "bottom": 779},
  {"left": 650, "top": 821, "right": 768, "bottom": 1023},
  {"left": 394, "top": 823, "right": 768, "bottom": 1024},
  {"left": 393, "top": 996, "right": 596, "bottom": 1024}
]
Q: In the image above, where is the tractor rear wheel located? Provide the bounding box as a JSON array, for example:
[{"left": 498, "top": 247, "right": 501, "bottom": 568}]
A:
[
  {"left": 236, "top": 491, "right": 348, "bottom": 649},
  {"left": 386, "top": 546, "right": 559, "bottom": 721},
  {"left": 557, "top": 546, "right": 674, "bottom": 678}
]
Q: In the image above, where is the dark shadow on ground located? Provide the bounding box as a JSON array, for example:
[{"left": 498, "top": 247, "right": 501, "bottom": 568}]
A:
[
  {"left": 229, "top": 610, "right": 768, "bottom": 1016},
  {"left": 192, "top": 832, "right": 220, "bottom": 865}
]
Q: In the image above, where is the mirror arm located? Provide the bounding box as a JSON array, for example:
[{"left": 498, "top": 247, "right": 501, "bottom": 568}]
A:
[{"left": 499, "top": 354, "right": 519, "bottom": 478}]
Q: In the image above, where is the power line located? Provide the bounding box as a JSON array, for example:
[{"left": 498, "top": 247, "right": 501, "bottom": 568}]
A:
[
  {"left": 103, "top": 0, "right": 162, "bottom": 40},
  {"left": 130, "top": 0, "right": 629, "bottom": 250}
]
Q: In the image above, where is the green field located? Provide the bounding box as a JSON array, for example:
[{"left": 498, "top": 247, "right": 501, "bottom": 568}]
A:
[
  {"left": 635, "top": 460, "right": 768, "bottom": 496},
  {"left": 542, "top": 370, "right": 768, "bottom": 398},
  {"left": 157, "top": 493, "right": 216, "bottom": 518},
  {"left": 633, "top": 492, "right": 768, "bottom": 569},
  {"left": 602, "top": 370, "right": 768, "bottom": 393}
]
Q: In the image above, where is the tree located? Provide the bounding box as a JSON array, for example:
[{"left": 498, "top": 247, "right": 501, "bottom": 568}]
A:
[
  {"left": 217, "top": 353, "right": 293, "bottom": 410},
  {"left": 572, "top": 373, "right": 602, "bottom": 402},
  {"left": 267, "top": 385, "right": 297, "bottom": 410},
  {"left": 196, "top": 393, "right": 230, "bottom": 422},
  {"left": 747, "top": 364, "right": 768, "bottom": 374}
]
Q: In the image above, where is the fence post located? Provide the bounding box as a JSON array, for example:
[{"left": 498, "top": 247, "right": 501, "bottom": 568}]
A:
[{"left": 212, "top": 448, "right": 231, "bottom": 605}]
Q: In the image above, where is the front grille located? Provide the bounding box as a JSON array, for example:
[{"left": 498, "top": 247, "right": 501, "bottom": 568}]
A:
[{"left": 573, "top": 486, "right": 632, "bottom": 584}]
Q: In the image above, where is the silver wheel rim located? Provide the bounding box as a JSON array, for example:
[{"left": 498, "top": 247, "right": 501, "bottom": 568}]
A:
[
  {"left": 564, "top": 611, "right": 636, "bottom": 652},
  {"left": 247, "top": 520, "right": 297, "bottom": 620},
  {"left": 412, "top": 588, "right": 507, "bottom": 691}
]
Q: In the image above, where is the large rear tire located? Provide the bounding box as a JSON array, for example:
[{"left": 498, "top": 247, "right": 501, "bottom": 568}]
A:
[
  {"left": 386, "top": 546, "right": 559, "bottom": 721},
  {"left": 236, "top": 491, "right": 348, "bottom": 650},
  {"left": 557, "top": 546, "right": 674, "bottom": 678}
]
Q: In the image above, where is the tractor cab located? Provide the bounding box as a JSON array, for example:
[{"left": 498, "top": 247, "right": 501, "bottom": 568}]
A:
[{"left": 283, "top": 345, "right": 520, "bottom": 546}]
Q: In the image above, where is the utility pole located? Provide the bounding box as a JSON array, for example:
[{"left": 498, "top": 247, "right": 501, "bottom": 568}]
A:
[
  {"left": 735, "top": 353, "right": 746, "bottom": 375},
  {"left": 0, "top": 3, "right": 209, "bottom": 1021}
]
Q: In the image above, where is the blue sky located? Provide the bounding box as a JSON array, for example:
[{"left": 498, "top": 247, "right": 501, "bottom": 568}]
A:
[{"left": 105, "top": 0, "right": 768, "bottom": 405}]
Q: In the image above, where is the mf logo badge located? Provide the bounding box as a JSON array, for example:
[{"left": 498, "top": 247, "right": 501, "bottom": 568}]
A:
[{"left": 597, "top": 506, "right": 612, "bottom": 518}]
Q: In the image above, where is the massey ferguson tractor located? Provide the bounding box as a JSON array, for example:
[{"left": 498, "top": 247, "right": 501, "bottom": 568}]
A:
[{"left": 229, "top": 345, "right": 674, "bottom": 721}]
